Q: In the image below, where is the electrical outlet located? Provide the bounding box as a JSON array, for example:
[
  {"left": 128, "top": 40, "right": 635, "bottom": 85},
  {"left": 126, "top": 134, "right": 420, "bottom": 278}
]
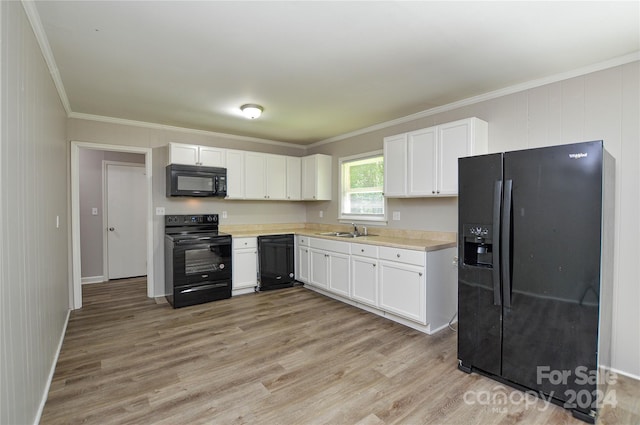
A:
[
  {"left": 319, "top": 210, "right": 324, "bottom": 218},
  {"left": 91, "top": 208, "right": 98, "bottom": 216},
  {"left": 222, "top": 211, "right": 228, "bottom": 219},
  {"left": 392, "top": 211, "right": 401, "bottom": 221},
  {"left": 155, "top": 207, "right": 165, "bottom": 215}
]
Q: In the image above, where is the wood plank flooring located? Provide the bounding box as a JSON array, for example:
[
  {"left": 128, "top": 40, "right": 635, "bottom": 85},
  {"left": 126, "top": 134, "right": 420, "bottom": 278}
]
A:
[{"left": 41, "top": 278, "right": 639, "bottom": 425}]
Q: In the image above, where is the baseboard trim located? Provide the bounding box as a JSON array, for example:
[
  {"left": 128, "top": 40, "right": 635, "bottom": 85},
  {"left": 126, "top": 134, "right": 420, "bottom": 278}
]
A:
[
  {"left": 33, "top": 308, "right": 70, "bottom": 425},
  {"left": 610, "top": 367, "right": 640, "bottom": 382},
  {"left": 81, "top": 276, "right": 105, "bottom": 284}
]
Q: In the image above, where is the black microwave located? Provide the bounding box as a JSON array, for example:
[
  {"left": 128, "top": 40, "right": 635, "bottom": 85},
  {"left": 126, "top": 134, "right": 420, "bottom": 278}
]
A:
[{"left": 166, "top": 164, "right": 227, "bottom": 197}]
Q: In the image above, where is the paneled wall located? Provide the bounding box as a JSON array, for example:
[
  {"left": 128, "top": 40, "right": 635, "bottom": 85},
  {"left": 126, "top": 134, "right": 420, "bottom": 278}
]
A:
[
  {"left": 308, "top": 62, "right": 640, "bottom": 378},
  {"left": 0, "top": 2, "right": 69, "bottom": 424}
]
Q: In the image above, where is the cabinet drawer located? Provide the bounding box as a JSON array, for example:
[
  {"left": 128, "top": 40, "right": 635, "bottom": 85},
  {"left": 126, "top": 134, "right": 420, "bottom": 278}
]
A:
[
  {"left": 379, "top": 246, "right": 425, "bottom": 266},
  {"left": 309, "top": 237, "right": 350, "bottom": 254},
  {"left": 297, "top": 236, "right": 310, "bottom": 247},
  {"left": 351, "top": 243, "right": 378, "bottom": 259},
  {"left": 233, "top": 237, "right": 257, "bottom": 249}
]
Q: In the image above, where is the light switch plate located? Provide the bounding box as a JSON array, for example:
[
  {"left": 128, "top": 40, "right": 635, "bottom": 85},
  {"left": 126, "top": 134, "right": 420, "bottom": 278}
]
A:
[
  {"left": 392, "top": 211, "right": 401, "bottom": 221},
  {"left": 91, "top": 208, "right": 98, "bottom": 215},
  {"left": 319, "top": 210, "right": 324, "bottom": 218},
  {"left": 155, "top": 207, "right": 165, "bottom": 215},
  {"left": 222, "top": 211, "right": 228, "bottom": 219}
]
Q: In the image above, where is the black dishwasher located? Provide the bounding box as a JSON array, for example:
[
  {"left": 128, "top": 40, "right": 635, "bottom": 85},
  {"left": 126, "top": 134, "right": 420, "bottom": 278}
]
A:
[{"left": 258, "top": 234, "right": 295, "bottom": 291}]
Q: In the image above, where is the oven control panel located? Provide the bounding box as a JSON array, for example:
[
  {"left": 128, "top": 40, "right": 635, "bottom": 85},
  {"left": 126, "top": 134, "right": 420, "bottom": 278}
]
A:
[{"left": 165, "top": 214, "right": 219, "bottom": 225}]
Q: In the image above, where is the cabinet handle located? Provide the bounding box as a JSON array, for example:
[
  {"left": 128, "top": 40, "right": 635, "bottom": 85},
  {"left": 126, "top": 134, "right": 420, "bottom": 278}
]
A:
[
  {"left": 437, "top": 190, "right": 440, "bottom": 194},
  {"left": 396, "top": 253, "right": 401, "bottom": 258},
  {"left": 419, "top": 272, "right": 423, "bottom": 276},
  {"left": 361, "top": 249, "right": 365, "bottom": 252},
  {"left": 373, "top": 264, "right": 376, "bottom": 267},
  {"left": 432, "top": 190, "right": 435, "bottom": 194}
]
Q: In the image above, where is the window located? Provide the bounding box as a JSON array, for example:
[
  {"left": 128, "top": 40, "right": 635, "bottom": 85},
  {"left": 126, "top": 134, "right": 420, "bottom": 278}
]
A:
[{"left": 339, "top": 151, "right": 385, "bottom": 222}]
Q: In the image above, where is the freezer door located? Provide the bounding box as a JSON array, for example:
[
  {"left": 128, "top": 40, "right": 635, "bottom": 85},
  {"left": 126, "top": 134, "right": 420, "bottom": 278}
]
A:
[
  {"left": 457, "top": 153, "right": 503, "bottom": 376},
  {"left": 502, "top": 141, "right": 603, "bottom": 410}
]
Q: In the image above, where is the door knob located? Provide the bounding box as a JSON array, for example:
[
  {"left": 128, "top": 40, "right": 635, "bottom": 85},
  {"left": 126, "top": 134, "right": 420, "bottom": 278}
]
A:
[{"left": 109, "top": 227, "right": 115, "bottom": 231}]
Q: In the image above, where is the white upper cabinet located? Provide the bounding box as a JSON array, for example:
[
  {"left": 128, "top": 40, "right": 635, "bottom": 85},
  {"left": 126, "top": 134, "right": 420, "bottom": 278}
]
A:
[
  {"left": 437, "top": 118, "right": 488, "bottom": 195},
  {"left": 382, "top": 134, "right": 407, "bottom": 197},
  {"left": 167, "top": 143, "right": 331, "bottom": 201},
  {"left": 225, "top": 149, "right": 245, "bottom": 199},
  {"left": 302, "top": 154, "right": 332, "bottom": 200},
  {"left": 383, "top": 117, "right": 488, "bottom": 197},
  {"left": 168, "top": 142, "right": 226, "bottom": 167},
  {"left": 244, "top": 152, "right": 287, "bottom": 200},
  {"left": 286, "top": 156, "right": 302, "bottom": 200}
]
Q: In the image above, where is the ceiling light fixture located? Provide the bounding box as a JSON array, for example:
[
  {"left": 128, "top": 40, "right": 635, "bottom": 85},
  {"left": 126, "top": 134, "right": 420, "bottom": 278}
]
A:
[{"left": 240, "top": 104, "right": 263, "bottom": 119}]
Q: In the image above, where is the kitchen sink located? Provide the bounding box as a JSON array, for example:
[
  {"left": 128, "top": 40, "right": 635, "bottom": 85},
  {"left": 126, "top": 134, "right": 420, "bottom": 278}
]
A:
[
  {"left": 316, "top": 232, "right": 377, "bottom": 238},
  {"left": 316, "top": 232, "right": 352, "bottom": 237}
]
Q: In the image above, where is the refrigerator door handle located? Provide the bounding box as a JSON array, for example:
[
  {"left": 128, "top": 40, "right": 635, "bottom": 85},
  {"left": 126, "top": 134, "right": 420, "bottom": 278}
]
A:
[
  {"left": 492, "top": 180, "right": 502, "bottom": 306},
  {"left": 502, "top": 179, "right": 513, "bottom": 308}
]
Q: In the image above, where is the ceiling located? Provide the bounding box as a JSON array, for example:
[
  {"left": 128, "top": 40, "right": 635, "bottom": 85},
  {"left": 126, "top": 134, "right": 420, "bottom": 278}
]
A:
[{"left": 33, "top": 1, "right": 639, "bottom": 145}]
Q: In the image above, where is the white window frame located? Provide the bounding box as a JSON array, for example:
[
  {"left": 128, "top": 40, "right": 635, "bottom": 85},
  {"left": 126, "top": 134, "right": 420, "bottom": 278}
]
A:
[{"left": 338, "top": 150, "right": 387, "bottom": 224}]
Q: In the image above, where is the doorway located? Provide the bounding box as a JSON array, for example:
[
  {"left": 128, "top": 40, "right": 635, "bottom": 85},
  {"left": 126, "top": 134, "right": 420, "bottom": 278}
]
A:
[
  {"left": 104, "top": 162, "right": 147, "bottom": 280},
  {"left": 71, "top": 142, "right": 153, "bottom": 309}
]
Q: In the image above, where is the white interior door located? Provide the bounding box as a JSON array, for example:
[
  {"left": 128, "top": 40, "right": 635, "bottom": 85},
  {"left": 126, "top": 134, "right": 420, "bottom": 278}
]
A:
[{"left": 106, "top": 163, "right": 147, "bottom": 279}]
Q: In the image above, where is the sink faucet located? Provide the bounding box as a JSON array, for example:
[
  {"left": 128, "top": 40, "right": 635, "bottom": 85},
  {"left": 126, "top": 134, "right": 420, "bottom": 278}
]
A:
[{"left": 351, "top": 223, "right": 359, "bottom": 235}]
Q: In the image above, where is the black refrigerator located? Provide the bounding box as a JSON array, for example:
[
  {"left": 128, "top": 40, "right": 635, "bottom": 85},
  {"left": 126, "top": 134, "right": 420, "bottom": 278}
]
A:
[{"left": 457, "top": 140, "right": 614, "bottom": 423}]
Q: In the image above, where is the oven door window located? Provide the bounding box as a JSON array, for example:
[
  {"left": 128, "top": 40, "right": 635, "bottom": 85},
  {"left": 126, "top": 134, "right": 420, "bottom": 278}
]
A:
[{"left": 185, "top": 247, "right": 226, "bottom": 274}]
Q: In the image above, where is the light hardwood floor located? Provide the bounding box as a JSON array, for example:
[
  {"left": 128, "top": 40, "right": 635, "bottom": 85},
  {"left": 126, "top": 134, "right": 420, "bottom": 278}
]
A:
[{"left": 41, "top": 278, "right": 639, "bottom": 425}]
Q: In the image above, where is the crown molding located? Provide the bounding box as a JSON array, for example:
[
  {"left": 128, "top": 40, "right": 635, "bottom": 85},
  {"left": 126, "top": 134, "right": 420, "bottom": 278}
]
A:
[
  {"left": 310, "top": 52, "right": 640, "bottom": 148},
  {"left": 21, "top": 0, "right": 72, "bottom": 115},
  {"left": 68, "top": 112, "right": 307, "bottom": 150}
]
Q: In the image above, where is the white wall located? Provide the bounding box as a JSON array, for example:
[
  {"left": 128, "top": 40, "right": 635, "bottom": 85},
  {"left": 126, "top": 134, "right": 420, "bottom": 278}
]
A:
[
  {"left": 0, "top": 2, "right": 69, "bottom": 424},
  {"left": 79, "top": 148, "right": 145, "bottom": 280},
  {"left": 308, "top": 62, "right": 640, "bottom": 378}
]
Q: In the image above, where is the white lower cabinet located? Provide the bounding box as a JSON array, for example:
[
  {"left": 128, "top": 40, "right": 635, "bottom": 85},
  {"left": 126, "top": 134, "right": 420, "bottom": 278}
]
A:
[
  {"left": 232, "top": 237, "right": 258, "bottom": 294},
  {"left": 296, "top": 236, "right": 311, "bottom": 282},
  {"left": 297, "top": 236, "right": 456, "bottom": 335},
  {"left": 379, "top": 260, "right": 426, "bottom": 324},
  {"left": 351, "top": 243, "right": 379, "bottom": 307},
  {"left": 328, "top": 252, "right": 350, "bottom": 298},
  {"left": 309, "top": 249, "right": 329, "bottom": 289}
]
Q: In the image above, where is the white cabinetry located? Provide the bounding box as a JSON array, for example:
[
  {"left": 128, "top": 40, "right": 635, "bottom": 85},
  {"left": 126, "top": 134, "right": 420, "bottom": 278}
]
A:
[
  {"left": 298, "top": 235, "right": 457, "bottom": 335},
  {"left": 302, "top": 154, "right": 332, "bottom": 200},
  {"left": 225, "top": 149, "right": 245, "bottom": 199},
  {"left": 307, "top": 237, "right": 350, "bottom": 297},
  {"left": 286, "top": 156, "right": 301, "bottom": 200},
  {"left": 383, "top": 117, "right": 487, "bottom": 197},
  {"left": 244, "top": 153, "right": 287, "bottom": 200},
  {"left": 168, "top": 142, "right": 226, "bottom": 167},
  {"left": 296, "top": 236, "right": 310, "bottom": 282},
  {"left": 379, "top": 246, "right": 426, "bottom": 324},
  {"left": 232, "top": 237, "right": 258, "bottom": 295},
  {"left": 350, "top": 243, "right": 379, "bottom": 307}
]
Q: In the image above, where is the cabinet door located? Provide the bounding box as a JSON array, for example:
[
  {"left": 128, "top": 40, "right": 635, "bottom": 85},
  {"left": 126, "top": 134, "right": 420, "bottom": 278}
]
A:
[
  {"left": 437, "top": 120, "right": 473, "bottom": 196},
  {"left": 302, "top": 154, "right": 332, "bottom": 200},
  {"left": 198, "top": 146, "right": 226, "bottom": 167},
  {"left": 233, "top": 248, "right": 258, "bottom": 290},
  {"left": 265, "top": 154, "right": 287, "bottom": 200},
  {"left": 328, "top": 252, "right": 350, "bottom": 298},
  {"left": 309, "top": 249, "right": 329, "bottom": 289},
  {"left": 383, "top": 134, "right": 407, "bottom": 197},
  {"left": 296, "top": 245, "right": 310, "bottom": 283},
  {"left": 379, "top": 261, "right": 426, "bottom": 324},
  {"left": 244, "top": 152, "right": 267, "bottom": 199},
  {"left": 286, "top": 156, "right": 301, "bottom": 200},
  {"left": 225, "top": 150, "right": 245, "bottom": 199},
  {"left": 169, "top": 143, "right": 199, "bottom": 165},
  {"left": 351, "top": 256, "right": 378, "bottom": 307},
  {"left": 407, "top": 128, "right": 437, "bottom": 196}
]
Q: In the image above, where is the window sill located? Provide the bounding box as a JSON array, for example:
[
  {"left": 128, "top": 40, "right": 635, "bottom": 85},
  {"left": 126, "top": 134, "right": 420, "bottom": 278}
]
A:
[{"left": 339, "top": 216, "right": 387, "bottom": 226}]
